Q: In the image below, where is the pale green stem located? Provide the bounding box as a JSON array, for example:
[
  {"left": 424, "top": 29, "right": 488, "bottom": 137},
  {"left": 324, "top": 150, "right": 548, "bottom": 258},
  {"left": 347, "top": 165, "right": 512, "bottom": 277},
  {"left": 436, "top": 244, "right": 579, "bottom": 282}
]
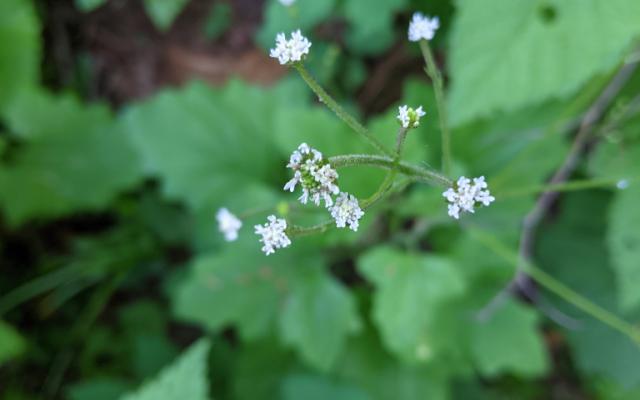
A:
[
  {"left": 419, "top": 40, "right": 451, "bottom": 176},
  {"left": 293, "top": 64, "right": 392, "bottom": 156},
  {"left": 329, "top": 154, "right": 452, "bottom": 187},
  {"left": 469, "top": 227, "right": 640, "bottom": 346},
  {"left": 496, "top": 177, "right": 637, "bottom": 199}
]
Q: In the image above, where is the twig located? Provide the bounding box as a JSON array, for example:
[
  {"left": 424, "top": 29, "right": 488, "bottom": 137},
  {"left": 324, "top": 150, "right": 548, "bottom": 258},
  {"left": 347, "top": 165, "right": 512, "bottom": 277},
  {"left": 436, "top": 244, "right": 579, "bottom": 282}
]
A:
[{"left": 477, "top": 59, "right": 639, "bottom": 322}]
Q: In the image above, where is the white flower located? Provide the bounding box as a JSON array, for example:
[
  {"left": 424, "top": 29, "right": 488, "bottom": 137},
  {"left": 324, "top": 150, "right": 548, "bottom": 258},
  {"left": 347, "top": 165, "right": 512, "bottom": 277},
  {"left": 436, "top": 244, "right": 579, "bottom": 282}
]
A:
[
  {"left": 279, "top": 0, "right": 296, "bottom": 5},
  {"left": 269, "top": 30, "right": 311, "bottom": 65},
  {"left": 443, "top": 176, "right": 495, "bottom": 219},
  {"left": 284, "top": 143, "right": 340, "bottom": 207},
  {"left": 254, "top": 215, "right": 291, "bottom": 255},
  {"left": 330, "top": 192, "right": 364, "bottom": 231},
  {"left": 216, "top": 208, "right": 242, "bottom": 242},
  {"left": 397, "top": 105, "right": 426, "bottom": 128},
  {"left": 408, "top": 12, "right": 440, "bottom": 42}
]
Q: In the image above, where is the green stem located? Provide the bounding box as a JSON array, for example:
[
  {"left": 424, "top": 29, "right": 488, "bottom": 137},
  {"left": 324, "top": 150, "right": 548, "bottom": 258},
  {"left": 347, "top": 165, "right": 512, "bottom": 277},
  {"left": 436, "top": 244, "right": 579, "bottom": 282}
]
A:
[
  {"left": 469, "top": 227, "right": 640, "bottom": 346},
  {"left": 419, "top": 40, "right": 451, "bottom": 176},
  {"left": 329, "top": 154, "right": 452, "bottom": 187},
  {"left": 294, "top": 64, "right": 392, "bottom": 156}
]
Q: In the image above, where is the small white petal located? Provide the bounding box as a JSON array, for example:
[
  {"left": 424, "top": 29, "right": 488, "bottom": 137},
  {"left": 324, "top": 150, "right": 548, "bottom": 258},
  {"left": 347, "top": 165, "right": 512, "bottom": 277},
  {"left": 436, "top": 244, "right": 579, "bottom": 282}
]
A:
[
  {"left": 217, "top": 208, "right": 242, "bottom": 242},
  {"left": 408, "top": 12, "right": 440, "bottom": 42},
  {"left": 255, "top": 215, "right": 291, "bottom": 255}
]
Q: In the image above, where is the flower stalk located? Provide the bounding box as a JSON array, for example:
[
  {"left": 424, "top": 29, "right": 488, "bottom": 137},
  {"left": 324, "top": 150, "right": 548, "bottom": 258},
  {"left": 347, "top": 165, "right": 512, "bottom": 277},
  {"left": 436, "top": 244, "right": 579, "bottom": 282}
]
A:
[
  {"left": 419, "top": 40, "right": 451, "bottom": 176},
  {"left": 293, "top": 64, "right": 392, "bottom": 156}
]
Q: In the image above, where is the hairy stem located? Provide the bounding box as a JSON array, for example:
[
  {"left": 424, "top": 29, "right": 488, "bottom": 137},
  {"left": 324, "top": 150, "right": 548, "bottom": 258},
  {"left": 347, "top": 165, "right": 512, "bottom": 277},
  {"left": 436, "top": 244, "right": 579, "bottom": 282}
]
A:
[
  {"left": 329, "top": 154, "right": 452, "bottom": 187},
  {"left": 419, "top": 40, "right": 451, "bottom": 176},
  {"left": 294, "top": 64, "right": 392, "bottom": 156}
]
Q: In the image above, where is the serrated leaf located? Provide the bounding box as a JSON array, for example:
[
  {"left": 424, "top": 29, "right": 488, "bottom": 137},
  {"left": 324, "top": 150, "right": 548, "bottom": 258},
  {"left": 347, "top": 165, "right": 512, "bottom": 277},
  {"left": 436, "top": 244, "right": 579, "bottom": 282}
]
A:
[
  {"left": 173, "top": 241, "right": 293, "bottom": 339},
  {"left": 342, "top": 0, "right": 407, "bottom": 55},
  {"left": 608, "top": 185, "right": 640, "bottom": 311},
  {"left": 256, "top": 0, "right": 336, "bottom": 49},
  {"left": 0, "top": 320, "right": 26, "bottom": 365},
  {"left": 279, "top": 268, "right": 361, "bottom": 371},
  {"left": 0, "top": 0, "right": 40, "bottom": 114},
  {"left": 0, "top": 90, "right": 143, "bottom": 226},
  {"left": 538, "top": 191, "right": 640, "bottom": 388},
  {"left": 336, "top": 332, "right": 450, "bottom": 400},
  {"left": 281, "top": 374, "right": 371, "bottom": 400},
  {"left": 448, "top": 0, "right": 640, "bottom": 125},
  {"left": 470, "top": 300, "right": 549, "bottom": 377},
  {"left": 142, "top": 0, "right": 189, "bottom": 31},
  {"left": 120, "top": 339, "right": 210, "bottom": 400},
  {"left": 124, "top": 79, "right": 303, "bottom": 212},
  {"left": 358, "top": 247, "right": 466, "bottom": 361}
]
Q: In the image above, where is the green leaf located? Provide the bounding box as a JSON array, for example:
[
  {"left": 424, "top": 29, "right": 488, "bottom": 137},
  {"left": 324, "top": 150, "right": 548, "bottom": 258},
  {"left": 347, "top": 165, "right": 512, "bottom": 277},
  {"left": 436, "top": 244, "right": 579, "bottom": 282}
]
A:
[
  {"left": 203, "top": 2, "right": 231, "bottom": 40},
  {"left": 173, "top": 241, "right": 292, "bottom": 339},
  {"left": 124, "top": 79, "right": 303, "bottom": 212},
  {"left": 0, "top": 0, "right": 40, "bottom": 114},
  {"left": 67, "top": 378, "right": 132, "bottom": 400},
  {"left": 279, "top": 268, "right": 361, "bottom": 371},
  {"left": 470, "top": 300, "right": 549, "bottom": 377},
  {"left": 342, "top": 0, "right": 407, "bottom": 55},
  {"left": 608, "top": 185, "right": 640, "bottom": 311},
  {"left": 336, "top": 332, "right": 450, "bottom": 400},
  {"left": 538, "top": 191, "right": 640, "bottom": 389},
  {"left": 75, "top": 0, "right": 107, "bottom": 12},
  {"left": 256, "top": 0, "right": 336, "bottom": 49},
  {"left": 448, "top": 0, "right": 640, "bottom": 125},
  {"left": 281, "top": 374, "right": 371, "bottom": 400},
  {"left": 358, "top": 247, "right": 466, "bottom": 361},
  {"left": 0, "top": 90, "right": 143, "bottom": 226},
  {"left": 0, "top": 320, "right": 26, "bottom": 365},
  {"left": 142, "top": 0, "right": 189, "bottom": 31},
  {"left": 120, "top": 339, "right": 210, "bottom": 400}
]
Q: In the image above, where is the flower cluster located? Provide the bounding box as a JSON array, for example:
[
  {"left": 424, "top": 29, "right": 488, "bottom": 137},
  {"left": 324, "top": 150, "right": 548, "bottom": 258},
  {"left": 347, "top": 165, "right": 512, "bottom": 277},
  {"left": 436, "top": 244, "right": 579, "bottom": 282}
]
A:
[
  {"left": 216, "top": 208, "right": 242, "bottom": 242},
  {"left": 397, "top": 105, "right": 426, "bottom": 128},
  {"left": 330, "top": 192, "right": 364, "bottom": 231},
  {"left": 408, "top": 12, "right": 440, "bottom": 42},
  {"left": 443, "top": 176, "right": 495, "bottom": 219},
  {"left": 269, "top": 30, "right": 311, "bottom": 65},
  {"left": 284, "top": 143, "right": 340, "bottom": 207},
  {"left": 255, "top": 215, "right": 291, "bottom": 255}
]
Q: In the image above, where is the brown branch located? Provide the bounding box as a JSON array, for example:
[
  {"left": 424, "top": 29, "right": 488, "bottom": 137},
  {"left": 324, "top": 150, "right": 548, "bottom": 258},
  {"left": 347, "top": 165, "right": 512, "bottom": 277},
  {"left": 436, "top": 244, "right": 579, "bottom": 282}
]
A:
[{"left": 477, "top": 59, "right": 639, "bottom": 323}]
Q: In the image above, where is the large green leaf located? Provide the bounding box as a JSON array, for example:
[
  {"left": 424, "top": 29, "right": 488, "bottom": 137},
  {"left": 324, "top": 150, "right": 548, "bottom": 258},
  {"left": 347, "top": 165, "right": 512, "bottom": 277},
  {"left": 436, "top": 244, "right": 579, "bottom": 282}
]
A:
[
  {"left": 279, "top": 268, "right": 361, "bottom": 371},
  {"left": 537, "top": 192, "right": 640, "bottom": 389},
  {"left": 172, "top": 240, "right": 295, "bottom": 340},
  {"left": 608, "top": 185, "right": 640, "bottom": 311},
  {"left": 342, "top": 0, "right": 407, "bottom": 55},
  {"left": 0, "top": 320, "right": 26, "bottom": 365},
  {"left": 281, "top": 374, "right": 371, "bottom": 400},
  {"left": 358, "top": 247, "right": 466, "bottom": 361},
  {"left": 336, "top": 332, "right": 450, "bottom": 400},
  {"left": 448, "top": 0, "right": 640, "bottom": 125},
  {"left": 124, "top": 79, "right": 302, "bottom": 212},
  {"left": 0, "top": 0, "right": 40, "bottom": 115},
  {"left": 0, "top": 90, "right": 143, "bottom": 226},
  {"left": 470, "top": 300, "right": 549, "bottom": 377},
  {"left": 120, "top": 339, "right": 210, "bottom": 400}
]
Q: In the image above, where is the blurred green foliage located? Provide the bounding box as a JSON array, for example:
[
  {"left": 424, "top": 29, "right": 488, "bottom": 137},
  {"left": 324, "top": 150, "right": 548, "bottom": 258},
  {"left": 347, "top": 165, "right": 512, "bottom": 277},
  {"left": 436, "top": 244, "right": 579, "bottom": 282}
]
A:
[{"left": 2, "top": 0, "right": 640, "bottom": 399}]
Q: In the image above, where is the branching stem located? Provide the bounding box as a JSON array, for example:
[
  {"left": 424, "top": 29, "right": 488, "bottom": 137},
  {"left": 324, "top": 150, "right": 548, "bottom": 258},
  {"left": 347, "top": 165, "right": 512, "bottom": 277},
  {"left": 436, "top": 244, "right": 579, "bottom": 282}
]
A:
[{"left": 294, "top": 64, "right": 392, "bottom": 156}]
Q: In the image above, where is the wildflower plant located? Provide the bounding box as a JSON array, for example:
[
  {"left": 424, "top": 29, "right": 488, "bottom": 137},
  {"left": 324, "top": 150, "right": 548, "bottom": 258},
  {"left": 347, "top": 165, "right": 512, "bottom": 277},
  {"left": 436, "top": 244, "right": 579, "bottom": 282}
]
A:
[{"left": 220, "top": 27, "right": 494, "bottom": 255}]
